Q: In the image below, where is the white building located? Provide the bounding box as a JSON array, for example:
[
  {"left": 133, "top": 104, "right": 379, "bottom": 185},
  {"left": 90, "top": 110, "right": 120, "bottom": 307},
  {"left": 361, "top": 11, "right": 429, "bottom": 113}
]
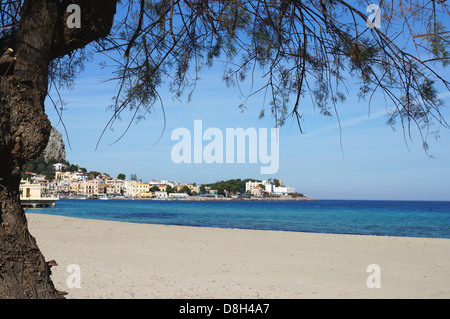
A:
[
  {"left": 53, "top": 163, "right": 67, "bottom": 172},
  {"left": 154, "top": 191, "right": 168, "bottom": 198},
  {"left": 73, "top": 171, "right": 89, "bottom": 181},
  {"left": 245, "top": 180, "right": 273, "bottom": 193},
  {"left": 245, "top": 180, "right": 295, "bottom": 195},
  {"left": 123, "top": 180, "right": 137, "bottom": 198},
  {"left": 273, "top": 186, "right": 295, "bottom": 195},
  {"left": 169, "top": 193, "right": 188, "bottom": 198}
]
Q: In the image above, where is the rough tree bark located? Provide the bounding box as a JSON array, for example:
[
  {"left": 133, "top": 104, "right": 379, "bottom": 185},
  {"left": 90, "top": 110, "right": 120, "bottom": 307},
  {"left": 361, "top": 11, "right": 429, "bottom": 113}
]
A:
[{"left": 0, "top": 0, "right": 117, "bottom": 298}]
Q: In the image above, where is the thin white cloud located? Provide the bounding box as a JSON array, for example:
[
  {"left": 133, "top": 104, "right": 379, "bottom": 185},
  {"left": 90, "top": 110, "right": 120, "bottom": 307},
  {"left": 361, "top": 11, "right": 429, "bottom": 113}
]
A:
[
  {"left": 296, "top": 90, "right": 450, "bottom": 140},
  {"left": 300, "top": 109, "right": 388, "bottom": 139}
]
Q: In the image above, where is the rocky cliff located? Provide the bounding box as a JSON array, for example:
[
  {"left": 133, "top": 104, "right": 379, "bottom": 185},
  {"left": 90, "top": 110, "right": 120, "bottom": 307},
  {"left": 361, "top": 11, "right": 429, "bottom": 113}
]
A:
[{"left": 43, "top": 127, "right": 66, "bottom": 162}]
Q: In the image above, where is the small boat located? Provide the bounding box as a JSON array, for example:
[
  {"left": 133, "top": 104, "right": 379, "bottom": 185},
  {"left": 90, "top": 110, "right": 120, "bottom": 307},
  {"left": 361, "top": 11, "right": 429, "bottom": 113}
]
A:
[{"left": 98, "top": 194, "right": 109, "bottom": 200}]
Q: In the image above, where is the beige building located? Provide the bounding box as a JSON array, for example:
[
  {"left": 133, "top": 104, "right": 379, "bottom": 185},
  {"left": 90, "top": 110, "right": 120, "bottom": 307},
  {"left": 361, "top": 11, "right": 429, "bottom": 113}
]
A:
[
  {"left": 55, "top": 171, "right": 73, "bottom": 182},
  {"left": 157, "top": 185, "right": 167, "bottom": 192},
  {"left": 20, "top": 180, "right": 42, "bottom": 199},
  {"left": 135, "top": 183, "right": 151, "bottom": 197},
  {"left": 138, "top": 191, "right": 154, "bottom": 198},
  {"left": 55, "top": 183, "right": 70, "bottom": 194},
  {"left": 105, "top": 178, "right": 124, "bottom": 195},
  {"left": 81, "top": 180, "right": 101, "bottom": 197},
  {"left": 19, "top": 180, "right": 58, "bottom": 208},
  {"left": 70, "top": 180, "right": 82, "bottom": 195}
]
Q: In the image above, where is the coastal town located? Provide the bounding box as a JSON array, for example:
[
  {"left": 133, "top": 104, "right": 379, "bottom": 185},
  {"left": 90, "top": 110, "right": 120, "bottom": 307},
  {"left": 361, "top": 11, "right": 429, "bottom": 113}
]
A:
[{"left": 20, "top": 161, "right": 311, "bottom": 203}]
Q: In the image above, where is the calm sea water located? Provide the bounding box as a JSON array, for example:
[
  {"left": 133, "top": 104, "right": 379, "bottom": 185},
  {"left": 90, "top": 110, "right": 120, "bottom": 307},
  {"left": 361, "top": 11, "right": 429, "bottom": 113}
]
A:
[{"left": 26, "top": 199, "right": 450, "bottom": 239}]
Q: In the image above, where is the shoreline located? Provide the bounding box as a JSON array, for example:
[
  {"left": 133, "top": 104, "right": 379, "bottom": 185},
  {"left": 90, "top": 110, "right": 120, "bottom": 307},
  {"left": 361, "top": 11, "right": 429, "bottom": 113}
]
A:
[
  {"left": 26, "top": 213, "right": 450, "bottom": 299},
  {"left": 66, "top": 196, "right": 320, "bottom": 201},
  {"left": 136, "top": 196, "right": 319, "bottom": 201}
]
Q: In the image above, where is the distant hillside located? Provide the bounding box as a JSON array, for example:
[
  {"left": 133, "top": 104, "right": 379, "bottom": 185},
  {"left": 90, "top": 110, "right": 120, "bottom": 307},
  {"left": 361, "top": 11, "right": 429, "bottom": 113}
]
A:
[
  {"left": 21, "top": 127, "right": 71, "bottom": 180},
  {"left": 202, "top": 178, "right": 259, "bottom": 195},
  {"left": 22, "top": 154, "right": 57, "bottom": 180}
]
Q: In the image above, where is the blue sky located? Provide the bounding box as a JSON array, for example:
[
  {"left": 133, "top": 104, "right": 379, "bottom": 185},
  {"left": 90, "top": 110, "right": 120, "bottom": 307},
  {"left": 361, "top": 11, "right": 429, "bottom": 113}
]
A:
[
  {"left": 43, "top": 56, "right": 450, "bottom": 201},
  {"left": 40, "top": 2, "right": 450, "bottom": 201}
]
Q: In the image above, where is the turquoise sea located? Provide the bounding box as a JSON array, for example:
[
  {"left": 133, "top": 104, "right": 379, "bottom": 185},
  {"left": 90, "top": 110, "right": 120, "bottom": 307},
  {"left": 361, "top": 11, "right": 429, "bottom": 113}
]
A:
[{"left": 26, "top": 199, "right": 450, "bottom": 239}]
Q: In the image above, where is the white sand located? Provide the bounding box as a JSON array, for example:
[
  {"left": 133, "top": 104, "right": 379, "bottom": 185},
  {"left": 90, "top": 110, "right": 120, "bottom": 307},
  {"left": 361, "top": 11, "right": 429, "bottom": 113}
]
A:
[{"left": 26, "top": 213, "right": 450, "bottom": 299}]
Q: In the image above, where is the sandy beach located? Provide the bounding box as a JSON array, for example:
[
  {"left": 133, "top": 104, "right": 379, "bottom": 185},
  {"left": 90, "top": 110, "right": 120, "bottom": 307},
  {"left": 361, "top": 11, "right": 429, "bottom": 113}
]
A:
[{"left": 26, "top": 213, "right": 450, "bottom": 299}]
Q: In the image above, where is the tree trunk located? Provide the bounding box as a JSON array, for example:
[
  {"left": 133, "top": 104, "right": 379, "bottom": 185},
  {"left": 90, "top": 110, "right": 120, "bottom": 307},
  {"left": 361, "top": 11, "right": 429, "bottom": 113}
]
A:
[
  {"left": 0, "top": 0, "right": 117, "bottom": 298},
  {"left": 0, "top": 0, "right": 63, "bottom": 298},
  {"left": 0, "top": 132, "right": 62, "bottom": 298},
  {"left": 0, "top": 78, "right": 63, "bottom": 298}
]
